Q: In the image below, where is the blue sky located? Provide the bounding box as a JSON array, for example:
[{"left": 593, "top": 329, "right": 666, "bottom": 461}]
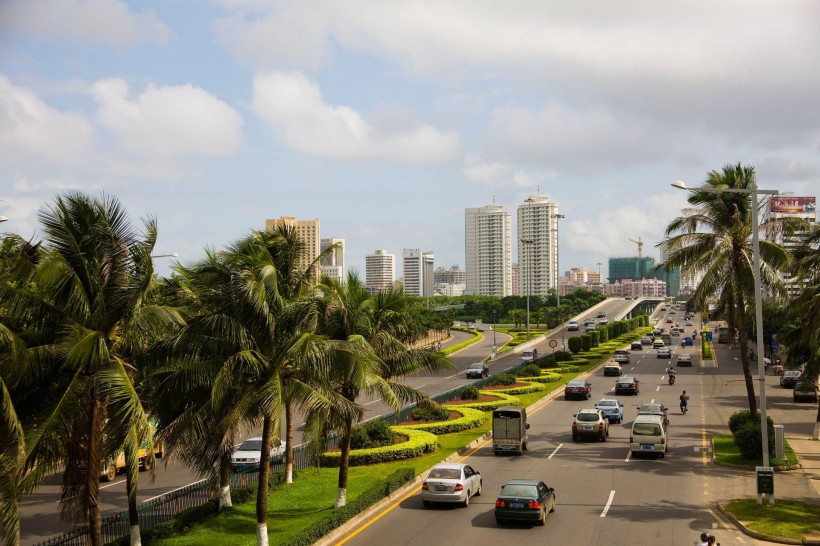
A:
[{"left": 2, "top": 1, "right": 819, "bottom": 279}]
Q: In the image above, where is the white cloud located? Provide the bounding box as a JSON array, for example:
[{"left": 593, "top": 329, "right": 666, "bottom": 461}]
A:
[
  {"left": 0, "top": 0, "right": 171, "bottom": 47},
  {"left": 251, "top": 71, "right": 460, "bottom": 163},
  {"left": 462, "top": 157, "right": 551, "bottom": 188},
  {"left": 92, "top": 78, "right": 244, "bottom": 157}
]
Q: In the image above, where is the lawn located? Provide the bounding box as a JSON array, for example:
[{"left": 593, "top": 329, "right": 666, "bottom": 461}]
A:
[
  {"left": 722, "top": 498, "right": 820, "bottom": 540},
  {"left": 712, "top": 434, "right": 799, "bottom": 467}
]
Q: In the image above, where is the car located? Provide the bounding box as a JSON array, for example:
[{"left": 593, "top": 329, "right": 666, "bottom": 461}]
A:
[
  {"left": 603, "top": 361, "right": 622, "bottom": 376},
  {"left": 598, "top": 318, "right": 609, "bottom": 325},
  {"left": 657, "top": 347, "right": 671, "bottom": 359},
  {"left": 636, "top": 402, "right": 669, "bottom": 427},
  {"left": 641, "top": 336, "right": 652, "bottom": 345},
  {"left": 685, "top": 321, "right": 693, "bottom": 326},
  {"left": 422, "top": 462, "right": 482, "bottom": 507},
  {"left": 653, "top": 339, "right": 665, "bottom": 349},
  {"left": 597, "top": 312, "right": 607, "bottom": 319},
  {"left": 567, "top": 320, "right": 579, "bottom": 331},
  {"left": 584, "top": 317, "right": 595, "bottom": 325},
  {"left": 521, "top": 348, "right": 538, "bottom": 363},
  {"left": 630, "top": 414, "right": 668, "bottom": 458},
  {"left": 793, "top": 382, "right": 819, "bottom": 403},
  {"left": 231, "top": 437, "right": 285, "bottom": 469},
  {"left": 615, "top": 376, "right": 640, "bottom": 395},
  {"left": 631, "top": 341, "right": 643, "bottom": 351},
  {"left": 476, "top": 327, "right": 485, "bottom": 332},
  {"left": 613, "top": 349, "right": 630, "bottom": 363},
  {"left": 495, "top": 479, "right": 556, "bottom": 526},
  {"left": 466, "top": 362, "right": 490, "bottom": 379},
  {"left": 683, "top": 336, "right": 694, "bottom": 346},
  {"left": 670, "top": 328, "right": 680, "bottom": 337},
  {"left": 666, "top": 318, "right": 674, "bottom": 323},
  {"left": 594, "top": 398, "right": 624, "bottom": 423},
  {"left": 572, "top": 409, "right": 609, "bottom": 441},
  {"left": 780, "top": 370, "right": 802, "bottom": 388},
  {"left": 564, "top": 379, "right": 592, "bottom": 400},
  {"left": 585, "top": 324, "right": 597, "bottom": 332},
  {"left": 670, "top": 310, "right": 676, "bottom": 315},
  {"left": 676, "top": 353, "right": 692, "bottom": 366}
]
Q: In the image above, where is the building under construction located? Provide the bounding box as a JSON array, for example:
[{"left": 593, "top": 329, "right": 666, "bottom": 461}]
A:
[{"left": 608, "top": 256, "right": 656, "bottom": 284}]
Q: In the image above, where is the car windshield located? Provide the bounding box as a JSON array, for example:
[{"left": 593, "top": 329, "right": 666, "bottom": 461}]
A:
[
  {"left": 597, "top": 400, "right": 616, "bottom": 407},
  {"left": 500, "top": 484, "right": 537, "bottom": 497},
  {"left": 469, "top": 364, "right": 484, "bottom": 370},
  {"left": 633, "top": 423, "right": 661, "bottom": 435},
  {"left": 576, "top": 413, "right": 599, "bottom": 422},
  {"left": 238, "top": 440, "right": 263, "bottom": 451},
  {"left": 639, "top": 405, "right": 662, "bottom": 412},
  {"left": 429, "top": 468, "right": 460, "bottom": 479}
]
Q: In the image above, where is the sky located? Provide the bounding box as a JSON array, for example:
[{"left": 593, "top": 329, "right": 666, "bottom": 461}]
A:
[{"left": 2, "top": 1, "right": 819, "bottom": 280}]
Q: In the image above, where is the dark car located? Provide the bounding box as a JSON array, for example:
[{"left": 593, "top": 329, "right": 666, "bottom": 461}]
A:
[
  {"left": 564, "top": 379, "right": 592, "bottom": 400},
  {"left": 615, "top": 376, "right": 640, "bottom": 395},
  {"left": 466, "top": 362, "right": 490, "bottom": 379},
  {"left": 631, "top": 341, "right": 643, "bottom": 351},
  {"left": 780, "top": 370, "right": 801, "bottom": 388},
  {"left": 495, "top": 479, "right": 556, "bottom": 526},
  {"left": 572, "top": 409, "right": 609, "bottom": 441},
  {"left": 793, "top": 382, "right": 818, "bottom": 403}
]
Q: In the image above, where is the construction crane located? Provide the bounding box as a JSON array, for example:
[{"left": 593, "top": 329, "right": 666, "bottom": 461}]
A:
[{"left": 629, "top": 237, "right": 644, "bottom": 258}]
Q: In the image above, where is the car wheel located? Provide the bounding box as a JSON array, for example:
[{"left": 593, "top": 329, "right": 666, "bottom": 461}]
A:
[
  {"left": 659, "top": 451, "right": 665, "bottom": 459},
  {"left": 564, "top": 396, "right": 569, "bottom": 400},
  {"left": 496, "top": 518, "right": 504, "bottom": 525},
  {"left": 463, "top": 493, "right": 469, "bottom": 508},
  {"left": 141, "top": 453, "right": 155, "bottom": 472},
  {"left": 103, "top": 463, "right": 116, "bottom": 482},
  {"left": 476, "top": 480, "right": 482, "bottom": 497},
  {"left": 606, "top": 427, "right": 610, "bottom": 437},
  {"left": 549, "top": 498, "right": 556, "bottom": 513},
  {"left": 600, "top": 432, "right": 606, "bottom": 442},
  {"left": 523, "top": 441, "right": 528, "bottom": 451},
  {"left": 572, "top": 434, "right": 578, "bottom": 442},
  {"left": 537, "top": 508, "right": 546, "bottom": 526}
]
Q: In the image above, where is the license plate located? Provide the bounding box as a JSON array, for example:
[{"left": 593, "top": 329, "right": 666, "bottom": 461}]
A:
[
  {"left": 641, "top": 445, "right": 653, "bottom": 450},
  {"left": 435, "top": 485, "right": 447, "bottom": 491},
  {"left": 510, "top": 502, "right": 524, "bottom": 509},
  {"left": 583, "top": 425, "right": 593, "bottom": 430}
]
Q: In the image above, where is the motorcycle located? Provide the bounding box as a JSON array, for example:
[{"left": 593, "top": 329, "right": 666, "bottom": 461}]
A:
[
  {"left": 680, "top": 401, "right": 688, "bottom": 415},
  {"left": 668, "top": 374, "right": 676, "bottom": 385}
]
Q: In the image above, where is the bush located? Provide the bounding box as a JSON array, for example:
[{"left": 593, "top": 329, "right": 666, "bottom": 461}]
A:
[
  {"left": 517, "top": 364, "right": 541, "bottom": 377},
  {"left": 460, "top": 385, "right": 479, "bottom": 400},
  {"left": 410, "top": 401, "right": 449, "bottom": 422},
  {"left": 581, "top": 334, "right": 592, "bottom": 352},
  {"left": 537, "top": 354, "right": 557, "bottom": 368},
  {"left": 400, "top": 406, "right": 486, "bottom": 434},
  {"left": 568, "top": 336, "right": 582, "bottom": 354},
  {"left": 321, "top": 428, "right": 437, "bottom": 467},
  {"left": 729, "top": 410, "right": 757, "bottom": 434},
  {"left": 733, "top": 421, "right": 775, "bottom": 461},
  {"left": 490, "top": 373, "right": 516, "bottom": 386},
  {"left": 554, "top": 350, "right": 573, "bottom": 362},
  {"left": 351, "top": 419, "right": 396, "bottom": 449},
  {"left": 350, "top": 425, "right": 371, "bottom": 449}
]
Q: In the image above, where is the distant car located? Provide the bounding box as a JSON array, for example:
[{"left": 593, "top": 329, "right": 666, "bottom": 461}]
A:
[
  {"left": 670, "top": 310, "right": 676, "bottom": 314},
  {"left": 685, "top": 321, "right": 693, "bottom": 326},
  {"left": 495, "top": 479, "right": 556, "bottom": 526},
  {"left": 780, "top": 370, "right": 802, "bottom": 388},
  {"left": 594, "top": 398, "right": 624, "bottom": 423},
  {"left": 597, "top": 312, "right": 607, "bottom": 319},
  {"left": 568, "top": 320, "right": 579, "bottom": 331},
  {"left": 793, "top": 382, "right": 819, "bottom": 403},
  {"left": 521, "top": 348, "right": 538, "bottom": 363},
  {"left": 584, "top": 318, "right": 595, "bottom": 326},
  {"left": 466, "top": 362, "right": 490, "bottom": 379},
  {"left": 676, "top": 353, "right": 692, "bottom": 366},
  {"left": 571, "top": 409, "right": 609, "bottom": 441},
  {"left": 585, "top": 324, "right": 597, "bottom": 332},
  {"left": 422, "top": 462, "right": 482, "bottom": 507},
  {"left": 613, "top": 349, "right": 630, "bottom": 363},
  {"left": 631, "top": 341, "right": 643, "bottom": 351},
  {"left": 598, "top": 318, "right": 609, "bottom": 325},
  {"left": 476, "top": 327, "right": 485, "bottom": 332},
  {"left": 603, "top": 361, "right": 622, "bottom": 376},
  {"left": 683, "top": 337, "right": 694, "bottom": 346},
  {"left": 641, "top": 336, "right": 652, "bottom": 346},
  {"left": 666, "top": 318, "right": 674, "bottom": 323},
  {"left": 615, "top": 376, "right": 640, "bottom": 395},
  {"left": 657, "top": 347, "right": 671, "bottom": 359},
  {"left": 231, "top": 437, "right": 285, "bottom": 469},
  {"left": 653, "top": 339, "right": 665, "bottom": 349},
  {"left": 565, "top": 379, "right": 592, "bottom": 400},
  {"left": 636, "top": 402, "right": 669, "bottom": 428}
]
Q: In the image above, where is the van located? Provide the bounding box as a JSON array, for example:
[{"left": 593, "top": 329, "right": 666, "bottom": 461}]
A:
[
  {"left": 493, "top": 406, "right": 529, "bottom": 455},
  {"left": 630, "top": 414, "right": 667, "bottom": 458},
  {"left": 521, "top": 348, "right": 537, "bottom": 363}
]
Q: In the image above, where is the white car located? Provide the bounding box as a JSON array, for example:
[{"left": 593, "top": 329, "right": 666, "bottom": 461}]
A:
[
  {"left": 231, "top": 437, "right": 285, "bottom": 469},
  {"left": 422, "top": 462, "right": 482, "bottom": 507},
  {"left": 567, "top": 320, "right": 579, "bottom": 331}
]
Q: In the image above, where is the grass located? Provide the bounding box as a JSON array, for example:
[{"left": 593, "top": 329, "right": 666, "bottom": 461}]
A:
[
  {"left": 722, "top": 498, "right": 820, "bottom": 540},
  {"left": 712, "top": 435, "right": 799, "bottom": 467}
]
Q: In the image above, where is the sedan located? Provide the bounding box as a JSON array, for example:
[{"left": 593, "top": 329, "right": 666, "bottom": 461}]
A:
[
  {"left": 641, "top": 336, "right": 653, "bottom": 345},
  {"left": 637, "top": 403, "right": 669, "bottom": 428},
  {"left": 615, "top": 376, "right": 640, "bottom": 395},
  {"left": 495, "top": 479, "right": 556, "bottom": 526},
  {"left": 780, "top": 370, "right": 802, "bottom": 388},
  {"left": 653, "top": 339, "right": 665, "bottom": 349},
  {"left": 572, "top": 409, "right": 609, "bottom": 441},
  {"left": 676, "top": 353, "right": 692, "bottom": 366},
  {"left": 422, "top": 463, "right": 482, "bottom": 507},
  {"left": 793, "top": 382, "right": 819, "bottom": 403},
  {"left": 657, "top": 347, "right": 671, "bottom": 359},
  {"left": 631, "top": 341, "right": 643, "bottom": 351},
  {"left": 594, "top": 398, "right": 624, "bottom": 423},
  {"left": 603, "top": 361, "right": 622, "bottom": 376},
  {"left": 666, "top": 318, "right": 674, "bottom": 323},
  {"left": 466, "top": 362, "right": 490, "bottom": 379},
  {"left": 564, "top": 379, "right": 592, "bottom": 400}
]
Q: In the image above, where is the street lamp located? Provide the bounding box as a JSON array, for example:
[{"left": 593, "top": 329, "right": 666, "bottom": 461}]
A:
[
  {"left": 672, "top": 176, "right": 777, "bottom": 499},
  {"left": 492, "top": 309, "right": 497, "bottom": 360},
  {"left": 554, "top": 214, "right": 566, "bottom": 349}
]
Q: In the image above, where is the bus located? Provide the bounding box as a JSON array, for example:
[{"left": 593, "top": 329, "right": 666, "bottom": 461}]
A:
[{"left": 717, "top": 326, "right": 730, "bottom": 344}]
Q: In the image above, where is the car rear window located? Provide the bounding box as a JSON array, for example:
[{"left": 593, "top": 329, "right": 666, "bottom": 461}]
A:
[
  {"left": 597, "top": 401, "right": 616, "bottom": 407},
  {"left": 501, "top": 485, "right": 537, "bottom": 497},
  {"left": 576, "top": 413, "right": 599, "bottom": 422},
  {"left": 429, "top": 468, "right": 460, "bottom": 479},
  {"left": 633, "top": 423, "right": 661, "bottom": 436}
]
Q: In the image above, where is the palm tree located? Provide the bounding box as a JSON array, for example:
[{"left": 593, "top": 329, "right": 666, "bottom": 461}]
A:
[
  {"left": 660, "top": 164, "right": 800, "bottom": 415},
  {"left": 314, "top": 274, "right": 452, "bottom": 507}
]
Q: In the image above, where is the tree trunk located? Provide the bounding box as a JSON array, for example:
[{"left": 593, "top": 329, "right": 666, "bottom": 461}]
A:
[
  {"left": 285, "top": 402, "right": 294, "bottom": 484},
  {"left": 125, "top": 442, "right": 141, "bottom": 546},
  {"left": 218, "top": 452, "right": 232, "bottom": 510},
  {"left": 733, "top": 263, "right": 757, "bottom": 416},
  {"left": 255, "top": 414, "right": 273, "bottom": 546},
  {"left": 813, "top": 403, "right": 820, "bottom": 440},
  {"left": 86, "top": 392, "right": 104, "bottom": 546},
  {"left": 335, "top": 417, "right": 352, "bottom": 508}
]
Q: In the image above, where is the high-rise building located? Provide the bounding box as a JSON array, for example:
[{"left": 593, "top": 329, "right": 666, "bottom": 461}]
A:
[
  {"left": 608, "top": 256, "right": 655, "bottom": 284},
  {"left": 365, "top": 250, "right": 395, "bottom": 294},
  {"left": 511, "top": 262, "right": 520, "bottom": 296},
  {"left": 434, "top": 266, "right": 466, "bottom": 296},
  {"left": 517, "top": 195, "right": 560, "bottom": 297},
  {"left": 465, "top": 205, "right": 512, "bottom": 296},
  {"left": 320, "top": 237, "right": 345, "bottom": 283},
  {"left": 265, "top": 216, "right": 321, "bottom": 280},
  {"left": 764, "top": 196, "right": 817, "bottom": 296}
]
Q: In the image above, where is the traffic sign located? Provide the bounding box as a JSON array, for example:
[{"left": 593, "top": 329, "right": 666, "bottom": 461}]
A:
[{"left": 549, "top": 339, "right": 558, "bottom": 349}]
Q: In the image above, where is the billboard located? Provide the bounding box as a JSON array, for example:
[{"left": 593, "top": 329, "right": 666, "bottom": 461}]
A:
[{"left": 770, "top": 196, "right": 815, "bottom": 215}]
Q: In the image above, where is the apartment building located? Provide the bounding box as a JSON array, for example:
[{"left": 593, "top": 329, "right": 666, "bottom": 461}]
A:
[
  {"left": 265, "top": 216, "right": 320, "bottom": 280},
  {"left": 517, "top": 195, "right": 560, "bottom": 297},
  {"left": 465, "top": 205, "right": 512, "bottom": 296},
  {"left": 365, "top": 249, "right": 395, "bottom": 294}
]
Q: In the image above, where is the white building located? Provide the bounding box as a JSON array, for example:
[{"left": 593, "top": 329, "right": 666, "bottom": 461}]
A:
[
  {"left": 763, "top": 196, "right": 816, "bottom": 296},
  {"left": 517, "top": 195, "right": 560, "bottom": 298},
  {"left": 320, "top": 237, "right": 345, "bottom": 283},
  {"left": 365, "top": 250, "right": 395, "bottom": 294},
  {"left": 604, "top": 278, "right": 667, "bottom": 298},
  {"left": 465, "top": 205, "right": 512, "bottom": 296},
  {"left": 434, "top": 266, "right": 466, "bottom": 296}
]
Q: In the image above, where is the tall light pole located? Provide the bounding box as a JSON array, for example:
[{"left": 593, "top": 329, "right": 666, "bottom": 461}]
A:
[
  {"left": 521, "top": 198, "right": 534, "bottom": 340},
  {"left": 492, "top": 309, "right": 497, "bottom": 360},
  {"left": 554, "top": 214, "right": 566, "bottom": 349},
  {"left": 672, "top": 176, "right": 777, "bottom": 501}
]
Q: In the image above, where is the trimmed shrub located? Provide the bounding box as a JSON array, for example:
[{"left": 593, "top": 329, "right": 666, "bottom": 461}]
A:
[
  {"left": 554, "top": 350, "right": 573, "bottom": 362},
  {"left": 589, "top": 330, "right": 600, "bottom": 347},
  {"left": 350, "top": 425, "right": 371, "bottom": 449},
  {"left": 728, "top": 410, "right": 757, "bottom": 433},
  {"left": 555, "top": 365, "right": 580, "bottom": 373},
  {"left": 410, "top": 401, "right": 449, "bottom": 422},
  {"left": 401, "top": 406, "right": 486, "bottom": 434},
  {"left": 517, "top": 364, "right": 542, "bottom": 377},
  {"left": 537, "top": 354, "right": 557, "bottom": 368},
  {"left": 733, "top": 421, "right": 775, "bottom": 461},
  {"left": 457, "top": 391, "right": 520, "bottom": 410},
  {"left": 581, "top": 334, "right": 592, "bottom": 352},
  {"left": 490, "top": 373, "right": 516, "bottom": 386},
  {"left": 321, "top": 428, "right": 437, "bottom": 467},
  {"left": 460, "top": 385, "right": 479, "bottom": 400},
  {"left": 487, "top": 382, "right": 547, "bottom": 395},
  {"left": 568, "top": 336, "right": 583, "bottom": 354},
  {"left": 529, "top": 372, "right": 562, "bottom": 383},
  {"left": 351, "top": 419, "right": 395, "bottom": 449}
]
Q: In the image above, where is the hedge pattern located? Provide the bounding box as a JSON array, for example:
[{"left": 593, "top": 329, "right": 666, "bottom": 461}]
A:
[
  {"left": 320, "top": 428, "right": 438, "bottom": 467},
  {"left": 399, "top": 406, "right": 486, "bottom": 434},
  {"left": 454, "top": 390, "right": 520, "bottom": 410},
  {"left": 485, "top": 382, "right": 547, "bottom": 395},
  {"left": 527, "top": 372, "right": 562, "bottom": 383}
]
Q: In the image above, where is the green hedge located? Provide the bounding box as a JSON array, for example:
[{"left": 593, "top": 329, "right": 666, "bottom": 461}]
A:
[
  {"left": 282, "top": 468, "right": 415, "bottom": 546},
  {"left": 320, "top": 428, "right": 438, "bottom": 467},
  {"left": 399, "top": 406, "right": 486, "bottom": 434},
  {"left": 441, "top": 331, "right": 483, "bottom": 355},
  {"left": 528, "top": 372, "right": 562, "bottom": 383},
  {"left": 569, "top": 358, "right": 589, "bottom": 366},
  {"left": 454, "top": 391, "right": 520, "bottom": 410},
  {"left": 485, "top": 382, "right": 547, "bottom": 395}
]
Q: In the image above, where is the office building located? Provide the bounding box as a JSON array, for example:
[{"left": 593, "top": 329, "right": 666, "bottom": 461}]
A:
[
  {"left": 265, "top": 216, "right": 321, "bottom": 280},
  {"left": 764, "top": 196, "right": 817, "bottom": 296},
  {"left": 320, "top": 238, "right": 345, "bottom": 283},
  {"left": 465, "top": 205, "right": 512, "bottom": 296},
  {"left": 608, "top": 256, "right": 655, "bottom": 284},
  {"left": 403, "top": 249, "right": 435, "bottom": 297},
  {"left": 365, "top": 250, "right": 395, "bottom": 294},
  {"left": 434, "top": 266, "right": 466, "bottom": 296},
  {"left": 604, "top": 278, "right": 667, "bottom": 298},
  {"left": 517, "top": 195, "right": 560, "bottom": 298}
]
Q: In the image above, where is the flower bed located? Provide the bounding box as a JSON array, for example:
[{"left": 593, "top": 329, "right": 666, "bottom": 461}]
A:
[
  {"left": 398, "top": 406, "right": 486, "bottom": 434},
  {"left": 320, "top": 427, "right": 438, "bottom": 467},
  {"left": 450, "top": 390, "right": 520, "bottom": 410}
]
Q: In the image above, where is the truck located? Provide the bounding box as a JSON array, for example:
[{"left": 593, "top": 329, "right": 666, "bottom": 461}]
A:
[
  {"left": 492, "top": 406, "right": 529, "bottom": 455},
  {"left": 101, "top": 441, "right": 164, "bottom": 482}
]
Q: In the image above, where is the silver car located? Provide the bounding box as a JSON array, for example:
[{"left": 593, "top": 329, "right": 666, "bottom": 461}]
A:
[{"left": 422, "top": 462, "right": 482, "bottom": 507}]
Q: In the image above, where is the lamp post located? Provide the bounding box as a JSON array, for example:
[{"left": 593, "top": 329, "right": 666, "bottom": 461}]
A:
[
  {"left": 492, "top": 309, "right": 497, "bottom": 360},
  {"left": 521, "top": 197, "right": 534, "bottom": 341},
  {"left": 554, "top": 214, "right": 566, "bottom": 349},
  {"left": 672, "top": 176, "right": 777, "bottom": 501}
]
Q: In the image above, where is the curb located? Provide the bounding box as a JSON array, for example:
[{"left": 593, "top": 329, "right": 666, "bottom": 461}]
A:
[
  {"left": 710, "top": 438, "right": 802, "bottom": 471},
  {"left": 715, "top": 501, "right": 820, "bottom": 545}
]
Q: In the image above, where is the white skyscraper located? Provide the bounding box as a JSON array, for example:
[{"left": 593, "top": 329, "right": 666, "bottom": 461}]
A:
[
  {"left": 320, "top": 238, "right": 345, "bottom": 283},
  {"left": 465, "top": 205, "right": 512, "bottom": 296},
  {"left": 365, "top": 250, "right": 395, "bottom": 294},
  {"left": 517, "top": 195, "right": 560, "bottom": 297},
  {"left": 403, "top": 249, "right": 435, "bottom": 297},
  {"left": 764, "top": 196, "right": 817, "bottom": 296}
]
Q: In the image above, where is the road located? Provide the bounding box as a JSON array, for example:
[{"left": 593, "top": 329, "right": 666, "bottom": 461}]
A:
[{"left": 16, "top": 297, "right": 654, "bottom": 544}]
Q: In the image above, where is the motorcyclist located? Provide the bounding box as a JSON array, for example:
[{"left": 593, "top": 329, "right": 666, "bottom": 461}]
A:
[
  {"left": 668, "top": 367, "right": 676, "bottom": 378},
  {"left": 680, "top": 390, "right": 689, "bottom": 413},
  {"left": 696, "top": 532, "right": 710, "bottom": 546}
]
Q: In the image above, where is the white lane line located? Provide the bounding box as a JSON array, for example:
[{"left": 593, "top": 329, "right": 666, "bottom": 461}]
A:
[
  {"left": 417, "top": 384, "right": 426, "bottom": 389},
  {"left": 600, "top": 490, "right": 616, "bottom": 517},
  {"left": 547, "top": 444, "right": 563, "bottom": 459},
  {"left": 650, "top": 398, "right": 655, "bottom": 403},
  {"left": 655, "top": 386, "right": 660, "bottom": 392},
  {"left": 624, "top": 450, "right": 632, "bottom": 463},
  {"left": 363, "top": 400, "right": 379, "bottom": 406},
  {"left": 60, "top": 478, "right": 125, "bottom": 501}
]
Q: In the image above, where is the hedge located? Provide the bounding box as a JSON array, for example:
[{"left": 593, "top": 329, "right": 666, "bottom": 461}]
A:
[
  {"left": 485, "top": 382, "right": 547, "bottom": 395},
  {"left": 281, "top": 468, "right": 415, "bottom": 546},
  {"left": 454, "top": 391, "right": 520, "bottom": 410},
  {"left": 441, "top": 331, "right": 483, "bottom": 355},
  {"left": 320, "top": 428, "right": 438, "bottom": 467},
  {"left": 399, "top": 406, "right": 486, "bottom": 434},
  {"left": 528, "top": 372, "right": 562, "bottom": 383}
]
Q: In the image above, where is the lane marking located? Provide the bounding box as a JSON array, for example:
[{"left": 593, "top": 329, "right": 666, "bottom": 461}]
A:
[
  {"left": 363, "top": 400, "right": 379, "bottom": 406},
  {"left": 600, "top": 490, "right": 616, "bottom": 517},
  {"left": 624, "top": 450, "right": 632, "bottom": 463},
  {"left": 655, "top": 386, "right": 660, "bottom": 392},
  {"left": 547, "top": 444, "right": 563, "bottom": 459}
]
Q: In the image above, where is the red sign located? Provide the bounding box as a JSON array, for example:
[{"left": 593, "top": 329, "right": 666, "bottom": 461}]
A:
[{"left": 770, "top": 197, "right": 815, "bottom": 215}]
